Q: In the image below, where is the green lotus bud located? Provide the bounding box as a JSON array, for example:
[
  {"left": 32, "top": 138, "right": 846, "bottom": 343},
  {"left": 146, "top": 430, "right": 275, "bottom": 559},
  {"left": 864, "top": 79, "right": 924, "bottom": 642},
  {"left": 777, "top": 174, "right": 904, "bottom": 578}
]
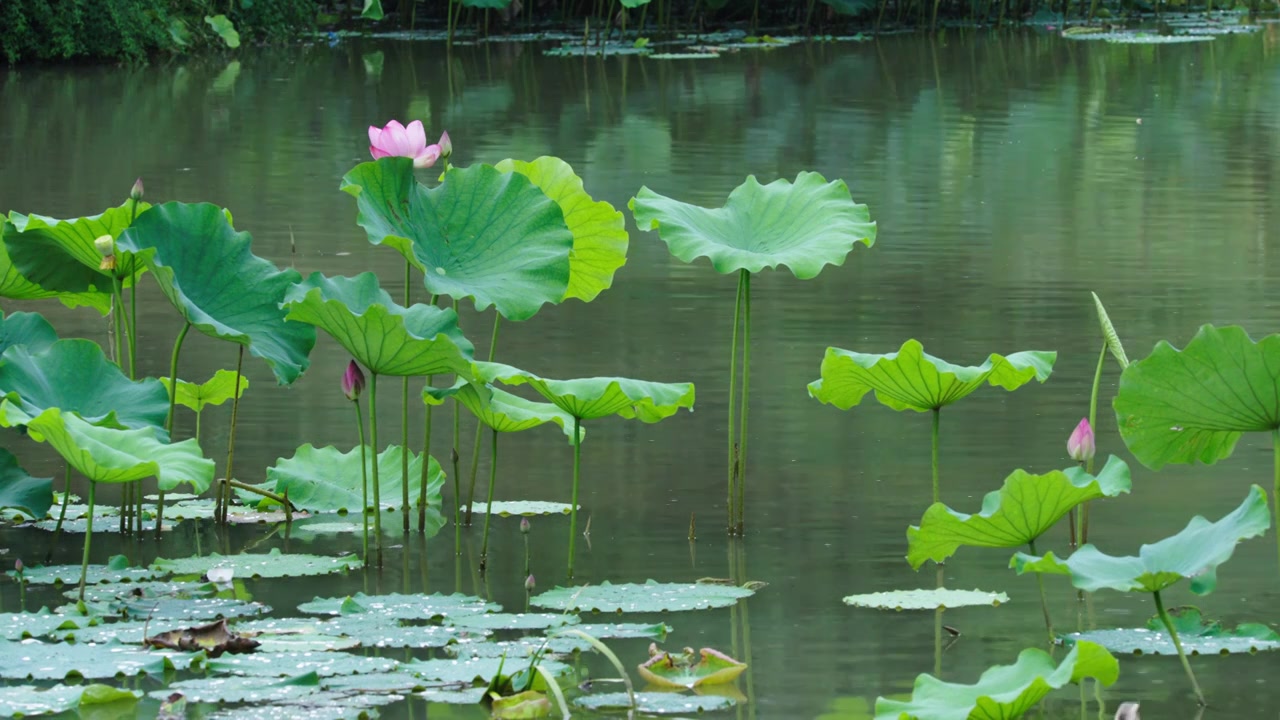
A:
[{"left": 130, "top": 178, "right": 144, "bottom": 202}]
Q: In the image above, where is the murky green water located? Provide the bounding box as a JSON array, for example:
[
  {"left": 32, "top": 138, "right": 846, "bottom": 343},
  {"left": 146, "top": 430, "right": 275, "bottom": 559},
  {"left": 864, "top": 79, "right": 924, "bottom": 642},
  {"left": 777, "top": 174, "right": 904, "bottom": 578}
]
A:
[{"left": 3, "top": 25, "right": 1280, "bottom": 718}]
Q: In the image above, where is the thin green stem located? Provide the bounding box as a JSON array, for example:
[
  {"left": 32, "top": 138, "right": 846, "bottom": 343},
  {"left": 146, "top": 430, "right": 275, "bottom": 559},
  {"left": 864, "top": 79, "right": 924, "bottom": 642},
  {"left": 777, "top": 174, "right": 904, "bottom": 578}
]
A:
[
  {"left": 78, "top": 481, "right": 96, "bottom": 602},
  {"left": 931, "top": 408, "right": 941, "bottom": 504},
  {"left": 1154, "top": 590, "right": 1206, "bottom": 705},
  {"left": 53, "top": 463, "right": 71, "bottom": 534},
  {"left": 1029, "top": 539, "right": 1054, "bottom": 642},
  {"left": 1080, "top": 342, "right": 1107, "bottom": 545},
  {"left": 452, "top": 407, "right": 461, "bottom": 555},
  {"left": 727, "top": 270, "right": 744, "bottom": 535},
  {"left": 220, "top": 346, "right": 245, "bottom": 526},
  {"left": 401, "top": 260, "right": 412, "bottom": 533},
  {"left": 160, "top": 322, "right": 190, "bottom": 537},
  {"left": 128, "top": 272, "right": 137, "bottom": 378},
  {"left": 356, "top": 399, "right": 370, "bottom": 563},
  {"left": 194, "top": 410, "right": 202, "bottom": 444},
  {"left": 480, "top": 427, "right": 498, "bottom": 567},
  {"left": 568, "top": 416, "right": 582, "bottom": 578},
  {"left": 370, "top": 373, "right": 384, "bottom": 568},
  {"left": 736, "top": 270, "right": 751, "bottom": 535},
  {"left": 418, "top": 375, "right": 435, "bottom": 532},
  {"left": 110, "top": 276, "right": 124, "bottom": 369},
  {"left": 465, "top": 313, "right": 502, "bottom": 526}
]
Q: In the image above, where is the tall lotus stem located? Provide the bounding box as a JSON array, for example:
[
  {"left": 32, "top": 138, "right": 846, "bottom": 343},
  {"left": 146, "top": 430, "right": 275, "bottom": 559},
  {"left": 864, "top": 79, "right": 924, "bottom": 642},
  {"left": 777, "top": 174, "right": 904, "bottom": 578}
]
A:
[
  {"left": 369, "top": 372, "right": 384, "bottom": 567},
  {"left": 726, "top": 270, "right": 744, "bottom": 535},
  {"left": 466, "top": 313, "right": 502, "bottom": 525},
  {"left": 452, "top": 300, "right": 462, "bottom": 556},
  {"left": 522, "top": 517, "right": 531, "bottom": 579},
  {"left": 1028, "top": 539, "right": 1054, "bottom": 642},
  {"left": 77, "top": 481, "right": 96, "bottom": 602},
  {"left": 1154, "top": 590, "right": 1206, "bottom": 705},
  {"left": 219, "top": 346, "right": 245, "bottom": 526},
  {"left": 401, "top": 260, "right": 412, "bottom": 532},
  {"left": 568, "top": 415, "right": 583, "bottom": 578},
  {"left": 930, "top": 408, "right": 941, "bottom": 504},
  {"left": 160, "top": 322, "right": 191, "bottom": 536},
  {"left": 480, "top": 427, "right": 499, "bottom": 569},
  {"left": 418, "top": 375, "right": 435, "bottom": 532},
  {"left": 52, "top": 463, "right": 71, "bottom": 534},
  {"left": 356, "top": 399, "right": 370, "bottom": 562},
  {"left": 1080, "top": 342, "right": 1106, "bottom": 544},
  {"left": 736, "top": 270, "right": 751, "bottom": 535}
]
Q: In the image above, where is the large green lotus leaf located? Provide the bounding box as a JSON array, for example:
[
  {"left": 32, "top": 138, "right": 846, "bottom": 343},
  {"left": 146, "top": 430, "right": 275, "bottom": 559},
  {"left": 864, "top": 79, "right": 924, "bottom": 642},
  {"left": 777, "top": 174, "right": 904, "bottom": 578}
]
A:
[
  {"left": 3, "top": 201, "right": 150, "bottom": 295},
  {"left": 8, "top": 555, "right": 156, "bottom": 585},
  {"left": 907, "top": 456, "right": 1132, "bottom": 568},
  {"left": 469, "top": 500, "right": 575, "bottom": 516},
  {"left": 842, "top": 588, "right": 1009, "bottom": 611},
  {"left": 0, "top": 640, "right": 203, "bottom": 679},
  {"left": 447, "top": 635, "right": 591, "bottom": 659},
  {"left": 638, "top": 647, "right": 746, "bottom": 689},
  {"left": 152, "top": 548, "right": 361, "bottom": 579},
  {"left": 0, "top": 446, "right": 52, "bottom": 518},
  {"left": 495, "top": 156, "right": 628, "bottom": 302},
  {"left": 808, "top": 340, "right": 1056, "bottom": 413},
  {"left": 0, "top": 405, "right": 212, "bottom": 491},
  {"left": 297, "top": 591, "right": 499, "bottom": 619},
  {"left": 1113, "top": 325, "right": 1280, "bottom": 469},
  {"left": 260, "top": 443, "right": 443, "bottom": 513},
  {"left": 872, "top": 641, "right": 1119, "bottom": 720},
  {"left": 199, "top": 692, "right": 392, "bottom": 719},
  {"left": 153, "top": 671, "right": 321, "bottom": 703},
  {"left": 322, "top": 672, "right": 428, "bottom": 694},
  {"left": 1066, "top": 606, "right": 1280, "bottom": 656},
  {"left": 403, "top": 656, "right": 569, "bottom": 684},
  {"left": 575, "top": 692, "right": 735, "bottom": 714},
  {"left": 208, "top": 651, "right": 396, "bottom": 678},
  {"left": 0, "top": 608, "right": 92, "bottom": 640},
  {"left": 448, "top": 613, "right": 579, "bottom": 632},
  {"left": 0, "top": 310, "right": 57, "bottom": 355},
  {"left": 0, "top": 339, "right": 170, "bottom": 433},
  {"left": 160, "top": 369, "right": 249, "bottom": 413},
  {"left": 531, "top": 580, "right": 755, "bottom": 613},
  {"left": 237, "top": 616, "right": 473, "bottom": 650},
  {"left": 426, "top": 379, "right": 577, "bottom": 439},
  {"left": 477, "top": 362, "right": 696, "bottom": 422},
  {"left": 571, "top": 622, "right": 672, "bottom": 640},
  {"left": 629, "top": 171, "right": 875, "bottom": 278},
  {"left": 341, "top": 159, "right": 573, "bottom": 321},
  {"left": 1011, "top": 485, "right": 1270, "bottom": 595},
  {"left": 282, "top": 272, "right": 474, "bottom": 376},
  {"left": 0, "top": 236, "right": 110, "bottom": 312},
  {"left": 115, "top": 202, "right": 316, "bottom": 385},
  {"left": 0, "top": 684, "right": 139, "bottom": 717}
]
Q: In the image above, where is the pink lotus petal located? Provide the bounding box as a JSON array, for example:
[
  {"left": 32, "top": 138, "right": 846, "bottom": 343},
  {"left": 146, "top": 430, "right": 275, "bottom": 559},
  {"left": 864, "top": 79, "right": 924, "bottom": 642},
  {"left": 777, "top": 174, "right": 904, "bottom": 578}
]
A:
[{"left": 414, "top": 144, "right": 441, "bottom": 169}]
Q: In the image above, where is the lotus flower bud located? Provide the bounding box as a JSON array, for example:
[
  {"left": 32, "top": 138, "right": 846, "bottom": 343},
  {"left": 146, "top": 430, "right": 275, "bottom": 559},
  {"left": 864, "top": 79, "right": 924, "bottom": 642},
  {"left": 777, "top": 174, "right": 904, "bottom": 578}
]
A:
[
  {"left": 524, "top": 574, "right": 536, "bottom": 591},
  {"left": 14, "top": 558, "right": 22, "bottom": 573},
  {"left": 438, "top": 131, "right": 452, "bottom": 160},
  {"left": 520, "top": 517, "right": 530, "bottom": 534},
  {"left": 342, "top": 360, "right": 366, "bottom": 401},
  {"left": 1067, "top": 418, "right": 1095, "bottom": 463},
  {"left": 130, "top": 178, "right": 144, "bottom": 202},
  {"left": 95, "top": 235, "right": 116, "bottom": 271}
]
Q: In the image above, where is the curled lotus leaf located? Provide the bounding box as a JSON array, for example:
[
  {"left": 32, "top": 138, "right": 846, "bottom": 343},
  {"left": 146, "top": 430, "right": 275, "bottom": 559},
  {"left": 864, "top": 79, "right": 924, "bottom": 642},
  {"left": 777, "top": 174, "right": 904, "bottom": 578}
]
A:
[
  {"left": 842, "top": 588, "right": 1009, "bottom": 611},
  {"left": 574, "top": 691, "right": 735, "bottom": 713},
  {"left": 2, "top": 199, "right": 150, "bottom": 300},
  {"left": 530, "top": 580, "right": 755, "bottom": 613},
  {"left": 0, "top": 640, "right": 204, "bottom": 680},
  {"left": 1011, "top": 485, "right": 1270, "bottom": 595},
  {"left": 0, "top": 310, "right": 57, "bottom": 356},
  {"left": 160, "top": 369, "right": 250, "bottom": 413},
  {"left": 907, "top": 456, "right": 1132, "bottom": 568},
  {"left": 1114, "top": 325, "right": 1280, "bottom": 470},
  {"left": 426, "top": 379, "right": 579, "bottom": 440},
  {"left": 476, "top": 362, "right": 695, "bottom": 422},
  {"left": 872, "top": 641, "right": 1119, "bottom": 720},
  {"left": 1066, "top": 606, "right": 1280, "bottom": 656},
  {"left": 8, "top": 555, "right": 155, "bottom": 586},
  {"left": 282, "top": 272, "right": 474, "bottom": 377},
  {"left": 809, "top": 339, "right": 1056, "bottom": 413},
  {"left": 496, "top": 156, "right": 628, "bottom": 302},
  {"left": 116, "top": 202, "right": 316, "bottom": 385},
  {"left": 152, "top": 548, "right": 361, "bottom": 580},
  {"left": 0, "top": 446, "right": 53, "bottom": 519},
  {"left": 296, "top": 591, "right": 499, "bottom": 619},
  {"left": 145, "top": 618, "right": 260, "bottom": 657},
  {"left": 629, "top": 171, "right": 875, "bottom": 278},
  {"left": 638, "top": 646, "right": 747, "bottom": 689},
  {"left": 0, "top": 684, "right": 139, "bottom": 717},
  {"left": 341, "top": 159, "right": 574, "bottom": 321}
]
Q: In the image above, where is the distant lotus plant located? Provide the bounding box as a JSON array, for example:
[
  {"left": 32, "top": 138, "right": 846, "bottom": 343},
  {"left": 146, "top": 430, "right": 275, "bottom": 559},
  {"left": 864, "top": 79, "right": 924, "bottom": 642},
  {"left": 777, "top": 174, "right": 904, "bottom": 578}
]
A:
[{"left": 631, "top": 172, "right": 875, "bottom": 535}]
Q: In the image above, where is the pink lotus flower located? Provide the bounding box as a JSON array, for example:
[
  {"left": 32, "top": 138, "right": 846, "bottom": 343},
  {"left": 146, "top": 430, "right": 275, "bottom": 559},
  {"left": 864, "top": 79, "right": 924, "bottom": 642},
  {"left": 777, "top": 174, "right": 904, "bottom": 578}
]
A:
[
  {"left": 368, "top": 120, "right": 441, "bottom": 169},
  {"left": 1067, "top": 418, "right": 1095, "bottom": 463},
  {"left": 342, "top": 360, "right": 366, "bottom": 401}
]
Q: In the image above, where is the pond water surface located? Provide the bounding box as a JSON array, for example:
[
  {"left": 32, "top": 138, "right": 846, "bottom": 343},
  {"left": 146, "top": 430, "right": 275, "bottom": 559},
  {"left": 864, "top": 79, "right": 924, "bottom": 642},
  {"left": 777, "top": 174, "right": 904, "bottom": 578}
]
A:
[{"left": 2, "top": 24, "right": 1280, "bottom": 719}]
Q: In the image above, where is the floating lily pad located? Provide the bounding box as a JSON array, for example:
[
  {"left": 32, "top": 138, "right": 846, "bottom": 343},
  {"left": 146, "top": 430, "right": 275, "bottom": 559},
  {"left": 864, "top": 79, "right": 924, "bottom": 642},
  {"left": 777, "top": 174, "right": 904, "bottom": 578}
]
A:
[
  {"left": 323, "top": 671, "right": 428, "bottom": 693},
  {"left": 531, "top": 580, "right": 755, "bottom": 613},
  {"left": 155, "top": 671, "right": 322, "bottom": 703},
  {"left": 0, "top": 640, "right": 203, "bottom": 679},
  {"left": 419, "top": 686, "right": 488, "bottom": 704},
  {"left": 544, "top": 42, "right": 654, "bottom": 57},
  {"left": 1065, "top": 606, "right": 1280, "bottom": 655},
  {"left": 647, "top": 52, "right": 721, "bottom": 59},
  {"left": 10, "top": 555, "right": 156, "bottom": 586},
  {"left": 110, "top": 596, "right": 270, "bottom": 622},
  {"left": 66, "top": 579, "right": 219, "bottom": 604},
  {"left": 1064, "top": 31, "right": 1214, "bottom": 43},
  {"left": 203, "top": 691, "right": 392, "bottom": 720},
  {"left": 29, "top": 516, "right": 167, "bottom": 534},
  {"left": 297, "top": 592, "right": 498, "bottom": 619},
  {"left": 448, "top": 613, "right": 580, "bottom": 631},
  {"left": 0, "top": 684, "right": 139, "bottom": 717},
  {"left": 873, "top": 641, "right": 1119, "bottom": 720},
  {"left": 402, "top": 656, "right": 568, "bottom": 684},
  {"left": 639, "top": 646, "right": 746, "bottom": 689},
  {"left": 842, "top": 588, "right": 1010, "bottom": 611},
  {"left": 0, "top": 608, "right": 93, "bottom": 640},
  {"left": 447, "top": 635, "right": 590, "bottom": 660},
  {"left": 152, "top": 548, "right": 362, "bottom": 579},
  {"left": 208, "top": 651, "right": 397, "bottom": 677},
  {"left": 65, "top": 620, "right": 169, "bottom": 645},
  {"left": 326, "top": 617, "right": 473, "bottom": 649},
  {"left": 574, "top": 691, "right": 735, "bottom": 713},
  {"left": 467, "top": 501, "right": 574, "bottom": 516},
  {"left": 571, "top": 622, "right": 672, "bottom": 639}
]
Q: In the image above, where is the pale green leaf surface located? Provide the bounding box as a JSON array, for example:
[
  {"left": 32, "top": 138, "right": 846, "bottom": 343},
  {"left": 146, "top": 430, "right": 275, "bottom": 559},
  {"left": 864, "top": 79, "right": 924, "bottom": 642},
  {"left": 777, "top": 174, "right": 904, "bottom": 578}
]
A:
[
  {"left": 258, "top": 444, "right": 444, "bottom": 513},
  {"left": 0, "top": 310, "right": 57, "bottom": 355},
  {"left": 476, "top": 362, "right": 695, "bottom": 422},
  {"left": 160, "top": 369, "right": 249, "bottom": 412},
  {"left": 0, "top": 446, "right": 52, "bottom": 518},
  {"left": 425, "top": 379, "right": 578, "bottom": 439},
  {"left": 2, "top": 200, "right": 150, "bottom": 296}
]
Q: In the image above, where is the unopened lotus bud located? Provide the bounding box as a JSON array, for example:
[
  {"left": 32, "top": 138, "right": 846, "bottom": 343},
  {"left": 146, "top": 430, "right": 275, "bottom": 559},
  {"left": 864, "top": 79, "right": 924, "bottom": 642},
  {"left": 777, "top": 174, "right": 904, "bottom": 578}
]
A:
[
  {"left": 520, "top": 517, "right": 530, "bottom": 534},
  {"left": 438, "top": 131, "right": 452, "bottom": 160},
  {"left": 130, "top": 178, "right": 144, "bottom": 202},
  {"left": 524, "top": 574, "right": 536, "bottom": 591},
  {"left": 1067, "top": 418, "right": 1095, "bottom": 463},
  {"left": 14, "top": 558, "right": 22, "bottom": 573},
  {"left": 341, "top": 360, "right": 366, "bottom": 401}
]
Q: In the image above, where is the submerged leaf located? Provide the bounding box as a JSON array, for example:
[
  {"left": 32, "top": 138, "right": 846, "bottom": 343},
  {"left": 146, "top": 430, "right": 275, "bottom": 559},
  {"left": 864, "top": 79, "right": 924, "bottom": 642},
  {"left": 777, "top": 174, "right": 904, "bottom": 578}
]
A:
[
  {"left": 257, "top": 444, "right": 443, "bottom": 513},
  {"left": 152, "top": 548, "right": 361, "bottom": 579},
  {"left": 907, "top": 456, "right": 1132, "bottom": 568},
  {"left": 531, "top": 580, "right": 754, "bottom": 613},
  {"left": 809, "top": 339, "right": 1056, "bottom": 413},
  {"left": 638, "top": 646, "right": 746, "bottom": 688},
  {"left": 1114, "top": 324, "right": 1280, "bottom": 469},
  {"left": 1067, "top": 606, "right": 1280, "bottom": 655},
  {"left": 842, "top": 588, "right": 1009, "bottom": 611},
  {"left": 873, "top": 641, "right": 1119, "bottom": 720},
  {"left": 1011, "top": 485, "right": 1270, "bottom": 595},
  {"left": 630, "top": 171, "right": 875, "bottom": 278}
]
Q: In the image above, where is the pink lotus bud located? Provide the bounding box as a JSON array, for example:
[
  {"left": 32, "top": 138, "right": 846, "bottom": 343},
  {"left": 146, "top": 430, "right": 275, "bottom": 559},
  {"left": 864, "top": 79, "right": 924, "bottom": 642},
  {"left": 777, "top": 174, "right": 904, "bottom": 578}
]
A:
[
  {"left": 438, "top": 131, "right": 452, "bottom": 160},
  {"left": 130, "top": 178, "right": 144, "bottom": 202},
  {"left": 1067, "top": 418, "right": 1095, "bottom": 463},
  {"left": 368, "top": 119, "right": 441, "bottom": 169},
  {"left": 520, "top": 517, "right": 530, "bottom": 534},
  {"left": 14, "top": 559, "right": 22, "bottom": 573},
  {"left": 342, "top": 360, "right": 366, "bottom": 401},
  {"left": 524, "top": 574, "right": 536, "bottom": 591}
]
